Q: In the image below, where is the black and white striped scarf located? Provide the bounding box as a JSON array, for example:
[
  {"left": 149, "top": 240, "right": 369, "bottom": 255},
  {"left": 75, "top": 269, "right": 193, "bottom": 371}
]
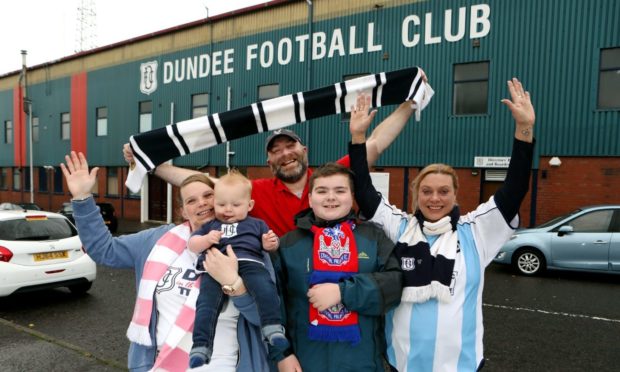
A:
[
  {"left": 397, "top": 207, "right": 460, "bottom": 304},
  {"left": 126, "top": 66, "right": 432, "bottom": 192}
]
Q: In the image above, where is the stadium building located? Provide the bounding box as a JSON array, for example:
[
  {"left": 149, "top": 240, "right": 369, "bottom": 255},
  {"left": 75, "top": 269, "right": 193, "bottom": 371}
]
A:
[{"left": 0, "top": 0, "right": 618, "bottom": 226}]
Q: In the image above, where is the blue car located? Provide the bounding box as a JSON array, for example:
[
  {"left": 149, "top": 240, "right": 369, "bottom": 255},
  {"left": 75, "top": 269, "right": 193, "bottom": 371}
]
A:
[{"left": 494, "top": 205, "right": 620, "bottom": 276}]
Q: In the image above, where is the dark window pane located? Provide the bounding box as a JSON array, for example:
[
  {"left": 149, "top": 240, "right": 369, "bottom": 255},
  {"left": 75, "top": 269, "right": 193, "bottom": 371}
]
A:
[
  {"left": 54, "top": 167, "right": 63, "bottom": 193},
  {"left": 97, "top": 107, "right": 108, "bottom": 118},
  {"left": 258, "top": 84, "right": 279, "bottom": 101},
  {"left": 601, "top": 48, "right": 620, "bottom": 69},
  {"left": 454, "top": 62, "right": 488, "bottom": 81},
  {"left": 598, "top": 71, "right": 620, "bottom": 108},
  {"left": 39, "top": 167, "right": 48, "bottom": 192},
  {"left": 192, "top": 93, "right": 209, "bottom": 107},
  {"left": 454, "top": 81, "right": 488, "bottom": 115},
  {"left": 140, "top": 101, "right": 152, "bottom": 113}
]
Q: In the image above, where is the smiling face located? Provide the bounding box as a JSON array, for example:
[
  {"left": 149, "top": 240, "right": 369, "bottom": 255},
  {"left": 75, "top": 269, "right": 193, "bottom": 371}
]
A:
[
  {"left": 266, "top": 136, "right": 309, "bottom": 183},
  {"left": 416, "top": 173, "right": 457, "bottom": 222},
  {"left": 309, "top": 174, "right": 354, "bottom": 222},
  {"left": 180, "top": 180, "right": 215, "bottom": 231},
  {"left": 412, "top": 164, "right": 459, "bottom": 222}
]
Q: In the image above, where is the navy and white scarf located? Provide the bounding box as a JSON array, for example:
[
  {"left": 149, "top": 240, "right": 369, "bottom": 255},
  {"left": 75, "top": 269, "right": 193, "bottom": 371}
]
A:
[
  {"left": 125, "top": 66, "right": 433, "bottom": 192},
  {"left": 396, "top": 206, "right": 460, "bottom": 303}
]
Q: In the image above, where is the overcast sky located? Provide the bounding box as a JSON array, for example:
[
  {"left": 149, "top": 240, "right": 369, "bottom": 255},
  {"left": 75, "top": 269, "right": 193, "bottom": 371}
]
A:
[{"left": 0, "top": 0, "right": 269, "bottom": 75}]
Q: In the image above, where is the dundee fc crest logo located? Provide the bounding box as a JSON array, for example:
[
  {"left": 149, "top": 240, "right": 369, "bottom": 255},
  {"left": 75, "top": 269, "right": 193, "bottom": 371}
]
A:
[{"left": 140, "top": 61, "right": 158, "bottom": 95}]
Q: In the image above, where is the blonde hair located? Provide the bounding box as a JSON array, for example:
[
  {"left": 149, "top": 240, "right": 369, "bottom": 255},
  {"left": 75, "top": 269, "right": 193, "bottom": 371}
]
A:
[
  {"left": 215, "top": 168, "right": 252, "bottom": 197},
  {"left": 178, "top": 173, "right": 215, "bottom": 204},
  {"left": 411, "top": 163, "right": 459, "bottom": 211}
]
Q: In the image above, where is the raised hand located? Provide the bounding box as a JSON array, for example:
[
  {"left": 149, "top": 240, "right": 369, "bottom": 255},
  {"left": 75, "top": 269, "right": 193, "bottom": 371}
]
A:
[
  {"left": 60, "top": 151, "right": 98, "bottom": 200},
  {"left": 262, "top": 230, "right": 280, "bottom": 252},
  {"left": 501, "top": 78, "right": 536, "bottom": 142},
  {"left": 122, "top": 143, "right": 135, "bottom": 164},
  {"left": 349, "top": 92, "right": 377, "bottom": 143}
]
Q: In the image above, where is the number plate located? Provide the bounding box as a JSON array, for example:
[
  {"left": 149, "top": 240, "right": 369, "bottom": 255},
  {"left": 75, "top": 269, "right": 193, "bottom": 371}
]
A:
[{"left": 33, "top": 251, "right": 69, "bottom": 262}]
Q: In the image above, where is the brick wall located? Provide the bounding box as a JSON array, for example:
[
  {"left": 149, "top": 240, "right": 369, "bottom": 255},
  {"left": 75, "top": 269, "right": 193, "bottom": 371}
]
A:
[{"left": 536, "top": 157, "right": 620, "bottom": 224}]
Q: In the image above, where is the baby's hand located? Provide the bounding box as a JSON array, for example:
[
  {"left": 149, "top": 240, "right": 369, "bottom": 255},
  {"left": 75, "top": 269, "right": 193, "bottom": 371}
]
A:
[
  {"left": 188, "top": 230, "right": 222, "bottom": 254},
  {"left": 262, "top": 230, "right": 279, "bottom": 252},
  {"left": 204, "top": 230, "right": 222, "bottom": 247}
]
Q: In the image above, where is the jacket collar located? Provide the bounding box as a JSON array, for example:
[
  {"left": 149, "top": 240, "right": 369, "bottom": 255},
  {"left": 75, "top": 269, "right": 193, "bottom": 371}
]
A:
[{"left": 294, "top": 208, "right": 357, "bottom": 230}]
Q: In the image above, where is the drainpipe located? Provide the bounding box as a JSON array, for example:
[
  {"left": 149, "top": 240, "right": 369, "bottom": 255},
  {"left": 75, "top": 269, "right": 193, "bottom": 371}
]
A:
[
  {"left": 166, "top": 102, "right": 174, "bottom": 224},
  {"left": 529, "top": 169, "right": 538, "bottom": 228},
  {"left": 226, "top": 86, "right": 235, "bottom": 169},
  {"left": 304, "top": 0, "right": 313, "bottom": 149}
]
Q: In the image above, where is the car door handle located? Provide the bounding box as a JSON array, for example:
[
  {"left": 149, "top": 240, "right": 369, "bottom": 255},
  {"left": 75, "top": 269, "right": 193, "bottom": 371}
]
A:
[{"left": 593, "top": 240, "right": 608, "bottom": 244}]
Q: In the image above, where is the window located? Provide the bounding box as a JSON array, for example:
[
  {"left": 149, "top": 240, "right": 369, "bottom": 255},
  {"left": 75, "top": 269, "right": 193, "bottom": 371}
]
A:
[
  {"left": 24, "top": 169, "right": 30, "bottom": 192},
  {"left": 61, "top": 112, "right": 71, "bottom": 140},
  {"left": 453, "top": 62, "right": 489, "bottom": 115},
  {"left": 12, "top": 168, "right": 21, "bottom": 191},
  {"left": 107, "top": 167, "right": 119, "bottom": 196},
  {"left": 54, "top": 167, "right": 63, "bottom": 193},
  {"left": 32, "top": 117, "right": 39, "bottom": 142},
  {"left": 96, "top": 107, "right": 108, "bottom": 136},
  {"left": 139, "top": 101, "right": 153, "bottom": 133},
  {"left": 39, "top": 167, "right": 48, "bottom": 192},
  {"left": 4, "top": 120, "right": 12, "bottom": 144},
  {"left": 258, "top": 84, "right": 279, "bottom": 101},
  {"left": 567, "top": 210, "right": 614, "bottom": 232},
  {"left": 0, "top": 168, "right": 7, "bottom": 190},
  {"left": 341, "top": 73, "right": 369, "bottom": 121},
  {"left": 90, "top": 177, "right": 98, "bottom": 195},
  {"left": 0, "top": 216, "right": 76, "bottom": 241},
  {"left": 598, "top": 48, "right": 620, "bottom": 109},
  {"left": 192, "top": 93, "right": 209, "bottom": 118},
  {"left": 127, "top": 186, "right": 141, "bottom": 199}
]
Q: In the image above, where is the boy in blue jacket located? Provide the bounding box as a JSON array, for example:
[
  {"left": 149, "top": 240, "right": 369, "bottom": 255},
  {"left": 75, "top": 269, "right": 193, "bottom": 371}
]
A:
[{"left": 272, "top": 162, "right": 402, "bottom": 372}]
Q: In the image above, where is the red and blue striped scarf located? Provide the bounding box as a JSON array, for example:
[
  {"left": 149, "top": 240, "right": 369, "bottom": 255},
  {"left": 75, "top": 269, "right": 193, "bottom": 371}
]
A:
[{"left": 308, "top": 221, "right": 360, "bottom": 344}]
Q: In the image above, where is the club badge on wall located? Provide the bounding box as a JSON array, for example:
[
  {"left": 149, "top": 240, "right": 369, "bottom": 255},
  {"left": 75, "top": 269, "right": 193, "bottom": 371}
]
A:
[{"left": 140, "top": 61, "right": 158, "bottom": 95}]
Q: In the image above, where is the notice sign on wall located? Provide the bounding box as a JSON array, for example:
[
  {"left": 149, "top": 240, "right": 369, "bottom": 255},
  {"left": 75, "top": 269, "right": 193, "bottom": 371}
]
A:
[
  {"left": 370, "top": 172, "right": 390, "bottom": 199},
  {"left": 474, "top": 156, "right": 510, "bottom": 168}
]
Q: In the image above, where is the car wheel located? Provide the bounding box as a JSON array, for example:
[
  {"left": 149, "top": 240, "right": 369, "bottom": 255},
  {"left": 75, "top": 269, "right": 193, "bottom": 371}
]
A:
[
  {"left": 68, "top": 281, "right": 93, "bottom": 295},
  {"left": 512, "top": 248, "right": 545, "bottom": 276}
]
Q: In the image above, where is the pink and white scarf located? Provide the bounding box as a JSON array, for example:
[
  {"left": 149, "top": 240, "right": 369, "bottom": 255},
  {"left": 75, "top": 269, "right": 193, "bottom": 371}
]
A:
[{"left": 126, "top": 222, "right": 201, "bottom": 371}]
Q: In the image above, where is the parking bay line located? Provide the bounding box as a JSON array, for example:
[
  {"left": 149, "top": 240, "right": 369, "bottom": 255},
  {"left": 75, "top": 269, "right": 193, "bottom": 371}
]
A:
[
  {"left": 0, "top": 316, "right": 125, "bottom": 370},
  {"left": 483, "top": 303, "right": 620, "bottom": 323}
]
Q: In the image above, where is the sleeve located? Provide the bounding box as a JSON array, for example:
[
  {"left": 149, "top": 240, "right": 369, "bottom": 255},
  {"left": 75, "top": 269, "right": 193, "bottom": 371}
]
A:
[
  {"left": 349, "top": 142, "right": 381, "bottom": 218},
  {"left": 268, "top": 248, "right": 295, "bottom": 363},
  {"left": 493, "top": 138, "right": 535, "bottom": 226},
  {"left": 350, "top": 141, "right": 409, "bottom": 243},
  {"left": 338, "top": 227, "right": 403, "bottom": 316},
  {"left": 258, "top": 219, "right": 270, "bottom": 235},
  {"left": 192, "top": 223, "right": 210, "bottom": 237},
  {"left": 72, "top": 197, "right": 170, "bottom": 269}
]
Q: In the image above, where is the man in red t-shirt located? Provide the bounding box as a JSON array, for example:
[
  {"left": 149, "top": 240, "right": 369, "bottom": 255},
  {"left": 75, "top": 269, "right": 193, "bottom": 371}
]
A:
[{"left": 124, "top": 99, "right": 417, "bottom": 236}]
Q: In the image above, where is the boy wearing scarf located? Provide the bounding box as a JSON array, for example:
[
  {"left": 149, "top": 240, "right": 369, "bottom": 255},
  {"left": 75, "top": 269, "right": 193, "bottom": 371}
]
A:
[{"left": 271, "top": 163, "right": 403, "bottom": 372}]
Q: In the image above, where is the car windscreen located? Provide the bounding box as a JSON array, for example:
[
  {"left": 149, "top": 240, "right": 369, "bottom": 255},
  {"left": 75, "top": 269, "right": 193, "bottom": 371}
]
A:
[{"left": 0, "top": 217, "right": 77, "bottom": 241}]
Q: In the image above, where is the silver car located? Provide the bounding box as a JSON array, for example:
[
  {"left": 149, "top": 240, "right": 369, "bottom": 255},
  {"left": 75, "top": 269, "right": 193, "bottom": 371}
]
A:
[{"left": 494, "top": 205, "right": 620, "bottom": 276}]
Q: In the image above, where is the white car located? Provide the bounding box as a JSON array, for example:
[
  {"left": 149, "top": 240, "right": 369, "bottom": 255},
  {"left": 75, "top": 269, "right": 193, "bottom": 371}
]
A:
[{"left": 0, "top": 209, "right": 96, "bottom": 296}]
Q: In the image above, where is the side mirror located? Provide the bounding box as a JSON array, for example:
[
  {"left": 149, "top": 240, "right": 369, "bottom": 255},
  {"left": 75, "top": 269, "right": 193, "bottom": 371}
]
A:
[{"left": 557, "top": 225, "right": 573, "bottom": 236}]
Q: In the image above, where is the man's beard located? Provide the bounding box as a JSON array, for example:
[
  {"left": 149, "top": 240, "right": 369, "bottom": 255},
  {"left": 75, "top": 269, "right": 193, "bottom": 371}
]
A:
[{"left": 273, "top": 158, "right": 308, "bottom": 183}]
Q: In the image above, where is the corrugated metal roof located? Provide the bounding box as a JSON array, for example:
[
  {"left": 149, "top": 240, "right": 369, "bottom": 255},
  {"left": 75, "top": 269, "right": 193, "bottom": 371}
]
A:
[{"left": 0, "top": 0, "right": 618, "bottom": 168}]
